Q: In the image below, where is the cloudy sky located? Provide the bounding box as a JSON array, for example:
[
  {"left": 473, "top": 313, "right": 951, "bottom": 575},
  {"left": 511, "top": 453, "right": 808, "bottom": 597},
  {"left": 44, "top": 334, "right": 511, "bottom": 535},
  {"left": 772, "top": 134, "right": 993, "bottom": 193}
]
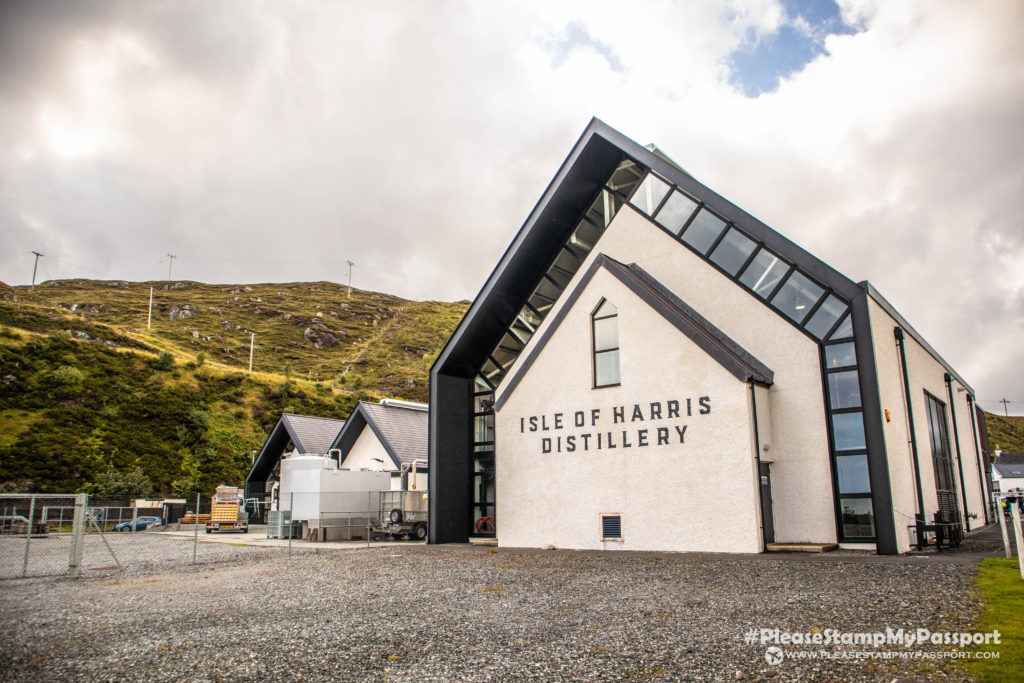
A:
[{"left": 1, "top": 0, "right": 1021, "bottom": 414}]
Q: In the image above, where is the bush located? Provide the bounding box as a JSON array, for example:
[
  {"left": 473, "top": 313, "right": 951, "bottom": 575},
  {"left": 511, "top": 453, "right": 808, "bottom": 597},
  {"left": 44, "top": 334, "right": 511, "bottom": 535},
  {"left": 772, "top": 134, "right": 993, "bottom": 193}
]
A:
[
  {"left": 195, "top": 351, "right": 206, "bottom": 368},
  {"left": 51, "top": 365, "right": 84, "bottom": 387},
  {"left": 154, "top": 351, "right": 174, "bottom": 370},
  {"left": 85, "top": 467, "right": 153, "bottom": 500}
]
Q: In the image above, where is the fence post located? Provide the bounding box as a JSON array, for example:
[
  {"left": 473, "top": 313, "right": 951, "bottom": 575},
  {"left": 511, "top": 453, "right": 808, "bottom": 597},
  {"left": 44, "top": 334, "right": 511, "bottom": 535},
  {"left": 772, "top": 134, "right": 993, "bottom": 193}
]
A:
[
  {"left": 131, "top": 506, "right": 138, "bottom": 533},
  {"left": 997, "top": 494, "right": 1011, "bottom": 559},
  {"left": 68, "top": 493, "right": 87, "bottom": 578},
  {"left": 21, "top": 496, "right": 36, "bottom": 578},
  {"left": 1011, "top": 504, "right": 1024, "bottom": 580},
  {"left": 192, "top": 492, "right": 200, "bottom": 564}
]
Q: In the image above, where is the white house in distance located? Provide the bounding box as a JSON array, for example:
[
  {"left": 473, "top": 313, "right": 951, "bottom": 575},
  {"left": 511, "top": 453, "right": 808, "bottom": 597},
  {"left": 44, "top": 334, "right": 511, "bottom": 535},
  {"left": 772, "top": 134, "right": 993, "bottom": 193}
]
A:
[
  {"left": 333, "top": 399, "right": 429, "bottom": 491},
  {"left": 428, "top": 119, "right": 992, "bottom": 555},
  {"left": 993, "top": 452, "right": 1024, "bottom": 493}
]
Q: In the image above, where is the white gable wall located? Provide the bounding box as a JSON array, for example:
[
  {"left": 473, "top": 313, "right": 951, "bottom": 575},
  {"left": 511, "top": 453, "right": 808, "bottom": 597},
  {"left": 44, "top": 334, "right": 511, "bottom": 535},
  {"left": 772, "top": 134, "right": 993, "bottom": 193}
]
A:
[
  {"left": 496, "top": 267, "right": 762, "bottom": 552},
  {"left": 498, "top": 206, "right": 836, "bottom": 545},
  {"left": 340, "top": 426, "right": 403, "bottom": 491}
]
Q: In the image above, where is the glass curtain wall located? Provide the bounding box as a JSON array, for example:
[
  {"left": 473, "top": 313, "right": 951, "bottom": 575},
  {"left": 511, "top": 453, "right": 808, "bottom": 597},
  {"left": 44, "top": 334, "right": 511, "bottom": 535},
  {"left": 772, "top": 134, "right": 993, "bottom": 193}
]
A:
[{"left": 467, "top": 158, "right": 643, "bottom": 536}]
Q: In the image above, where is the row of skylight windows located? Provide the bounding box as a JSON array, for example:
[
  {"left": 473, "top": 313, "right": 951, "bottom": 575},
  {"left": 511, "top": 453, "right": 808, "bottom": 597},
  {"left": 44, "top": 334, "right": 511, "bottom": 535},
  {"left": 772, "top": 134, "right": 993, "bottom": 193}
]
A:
[
  {"left": 474, "top": 159, "right": 644, "bottom": 393},
  {"left": 628, "top": 171, "right": 852, "bottom": 343}
]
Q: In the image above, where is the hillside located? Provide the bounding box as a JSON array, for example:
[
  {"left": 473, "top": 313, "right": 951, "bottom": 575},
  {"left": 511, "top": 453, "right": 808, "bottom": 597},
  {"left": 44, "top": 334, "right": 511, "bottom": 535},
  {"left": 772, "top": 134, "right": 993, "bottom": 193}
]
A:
[
  {"left": 985, "top": 412, "right": 1024, "bottom": 453},
  {"left": 0, "top": 279, "right": 466, "bottom": 495}
]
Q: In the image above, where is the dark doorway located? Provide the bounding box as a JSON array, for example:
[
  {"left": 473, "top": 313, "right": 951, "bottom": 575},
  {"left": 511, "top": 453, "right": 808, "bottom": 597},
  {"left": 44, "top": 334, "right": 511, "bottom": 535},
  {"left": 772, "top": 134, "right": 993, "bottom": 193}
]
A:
[
  {"left": 759, "top": 462, "right": 775, "bottom": 544},
  {"left": 925, "top": 394, "right": 962, "bottom": 528}
]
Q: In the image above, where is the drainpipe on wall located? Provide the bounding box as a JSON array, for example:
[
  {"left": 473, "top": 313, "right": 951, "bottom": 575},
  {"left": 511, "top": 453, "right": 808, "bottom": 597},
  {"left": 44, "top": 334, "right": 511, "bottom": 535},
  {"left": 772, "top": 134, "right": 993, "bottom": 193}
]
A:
[
  {"left": 966, "top": 394, "right": 992, "bottom": 523},
  {"left": 749, "top": 382, "right": 767, "bottom": 549},
  {"left": 944, "top": 373, "right": 970, "bottom": 530},
  {"left": 894, "top": 327, "right": 926, "bottom": 535}
]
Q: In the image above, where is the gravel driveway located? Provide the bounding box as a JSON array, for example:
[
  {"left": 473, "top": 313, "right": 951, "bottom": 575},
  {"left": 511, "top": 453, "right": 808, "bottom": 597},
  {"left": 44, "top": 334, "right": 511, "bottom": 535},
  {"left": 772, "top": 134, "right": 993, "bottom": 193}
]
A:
[{"left": 0, "top": 545, "right": 981, "bottom": 682}]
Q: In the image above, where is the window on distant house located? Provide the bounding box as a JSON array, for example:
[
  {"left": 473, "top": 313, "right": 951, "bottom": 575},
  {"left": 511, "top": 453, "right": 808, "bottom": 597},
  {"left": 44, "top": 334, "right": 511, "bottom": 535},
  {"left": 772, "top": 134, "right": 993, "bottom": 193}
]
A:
[{"left": 593, "top": 299, "right": 620, "bottom": 387}]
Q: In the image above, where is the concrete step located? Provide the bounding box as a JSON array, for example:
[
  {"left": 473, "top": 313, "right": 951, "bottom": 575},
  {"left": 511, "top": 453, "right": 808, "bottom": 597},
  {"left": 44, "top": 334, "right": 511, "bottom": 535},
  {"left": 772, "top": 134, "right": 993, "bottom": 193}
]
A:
[{"left": 765, "top": 542, "right": 838, "bottom": 553}]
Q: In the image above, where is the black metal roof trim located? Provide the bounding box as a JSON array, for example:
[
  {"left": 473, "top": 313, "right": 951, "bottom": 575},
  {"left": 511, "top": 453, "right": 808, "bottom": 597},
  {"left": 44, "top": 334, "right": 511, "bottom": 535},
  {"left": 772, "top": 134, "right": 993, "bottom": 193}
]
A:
[
  {"left": 493, "top": 253, "right": 773, "bottom": 412},
  {"left": 332, "top": 401, "right": 429, "bottom": 470},
  {"left": 859, "top": 281, "right": 974, "bottom": 394},
  {"left": 245, "top": 413, "right": 346, "bottom": 490}
]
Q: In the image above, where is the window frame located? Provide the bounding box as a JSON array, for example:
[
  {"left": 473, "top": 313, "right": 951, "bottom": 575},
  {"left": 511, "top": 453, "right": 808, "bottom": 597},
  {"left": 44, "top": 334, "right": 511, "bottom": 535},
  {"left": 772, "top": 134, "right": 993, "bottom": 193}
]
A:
[{"left": 591, "top": 299, "right": 621, "bottom": 389}]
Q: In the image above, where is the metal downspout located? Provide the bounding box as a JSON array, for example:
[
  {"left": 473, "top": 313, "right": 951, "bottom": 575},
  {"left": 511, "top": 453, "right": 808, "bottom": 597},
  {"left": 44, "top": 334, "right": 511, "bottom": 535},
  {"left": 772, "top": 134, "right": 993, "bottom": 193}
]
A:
[
  {"left": 750, "top": 382, "right": 767, "bottom": 550},
  {"left": 966, "top": 395, "right": 991, "bottom": 523},
  {"left": 894, "top": 327, "right": 925, "bottom": 527}
]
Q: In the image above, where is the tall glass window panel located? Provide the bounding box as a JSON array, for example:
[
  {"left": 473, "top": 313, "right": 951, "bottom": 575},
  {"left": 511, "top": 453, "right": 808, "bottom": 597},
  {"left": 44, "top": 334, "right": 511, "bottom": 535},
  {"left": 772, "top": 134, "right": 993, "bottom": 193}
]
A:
[
  {"left": 473, "top": 393, "right": 494, "bottom": 414},
  {"left": 593, "top": 300, "right": 620, "bottom": 387},
  {"left": 829, "top": 313, "right": 854, "bottom": 340},
  {"left": 681, "top": 209, "right": 728, "bottom": 255},
  {"left": 570, "top": 218, "right": 602, "bottom": 253},
  {"left": 480, "top": 357, "right": 505, "bottom": 388},
  {"left": 585, "top": 189, "right": 622, "bottom": 228},
  {"left": 825, "top": 342, "right": 856, "bottom": 369},
  {"left": 840, "top": 497, "right": 875, "bottom": 537},
  {"left": 654, "top": 190, "right": 698, "bottom": 234},
  {"left": 806, "top": 295, "right": 847, "bottom": 339},
  {"left": 631, "top": 174, "right": 670, "bottom": 216},
  {"left": 828, "top": 370, "right": 862, "bottom": 409},
  {"left": 837, "top": 454, "right": 871, "bottom": 494},
  {"left": 474, "top": 413, "right": 494, "bottom": 443},
  {"left": 832, "top": 411, "right": 866, "bottom": 451},
  {"left": 770, "top": 271, "right": 824, "bottom": 323},
  {"left": 709, "top": 228, "right": 757, "bottom": 275},
  {"left": 739, "top": 248, "right": 788, "bottom": 299},
  {"left": 607, "top": 160, "right": 643, "bottom": 196}
]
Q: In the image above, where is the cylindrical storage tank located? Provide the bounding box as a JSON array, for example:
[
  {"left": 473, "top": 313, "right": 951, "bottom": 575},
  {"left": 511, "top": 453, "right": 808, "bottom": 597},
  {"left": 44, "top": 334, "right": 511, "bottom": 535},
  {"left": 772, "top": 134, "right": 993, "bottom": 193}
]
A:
[{"left": 280, "top": 455, "right": 338, "bottom": 522}]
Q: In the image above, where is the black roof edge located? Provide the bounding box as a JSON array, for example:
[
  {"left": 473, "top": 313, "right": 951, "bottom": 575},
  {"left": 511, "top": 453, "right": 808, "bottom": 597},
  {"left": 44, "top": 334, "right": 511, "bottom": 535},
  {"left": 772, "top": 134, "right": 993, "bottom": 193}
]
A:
[
  {"left": 331, "top": 402, "right": 404, "bottom": 471},
  {"left": 431, "top": 118, "right": 866, "bottom": 386},
  {"left": 493, "top": 253, "right": 773, "bottom": 411},
  {"left": 245, "top": 415, "right": 291, "bottom": 489},
  {"left": 859, "top": 281, "right": 974, "bottom": 395}
]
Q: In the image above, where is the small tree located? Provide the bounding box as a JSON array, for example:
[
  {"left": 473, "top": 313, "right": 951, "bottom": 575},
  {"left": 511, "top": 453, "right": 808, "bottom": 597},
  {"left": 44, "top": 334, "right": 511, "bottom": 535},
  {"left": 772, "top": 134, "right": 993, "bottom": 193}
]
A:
[
  {"left": 85, "top": 467, "right": 153, "bottom": 501},
  {"left": 154, "top": 351, "right": 174, "bottom": 370},
  {"left": 194, "top": 351, "right": 206, "bottom": 368}
]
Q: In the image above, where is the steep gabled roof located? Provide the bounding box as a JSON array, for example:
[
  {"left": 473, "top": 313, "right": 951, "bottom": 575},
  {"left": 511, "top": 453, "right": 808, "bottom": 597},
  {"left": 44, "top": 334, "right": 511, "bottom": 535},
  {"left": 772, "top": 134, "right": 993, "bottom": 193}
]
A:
[
  {"left": 432, "top": 117, "right": 972, "bottom": 394},
  {"left": 245, "top": 413, "right": 345, "bottom": 491},
  {"left": 494, "top": 254, "right": 773, "bottom": 410},
  {"left": 334, "top": 401, "right": 429, "bottom": 469}
]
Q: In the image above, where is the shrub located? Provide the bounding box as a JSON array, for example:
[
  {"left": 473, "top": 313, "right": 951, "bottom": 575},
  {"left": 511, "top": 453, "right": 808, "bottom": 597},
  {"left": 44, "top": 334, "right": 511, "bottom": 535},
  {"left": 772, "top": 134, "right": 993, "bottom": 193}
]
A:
[
  {"left": 51, "top": 365, "right": 84, "bottom": 387},
  {"left": 154, "top": 351, "right": 174, "bottom": 370}
]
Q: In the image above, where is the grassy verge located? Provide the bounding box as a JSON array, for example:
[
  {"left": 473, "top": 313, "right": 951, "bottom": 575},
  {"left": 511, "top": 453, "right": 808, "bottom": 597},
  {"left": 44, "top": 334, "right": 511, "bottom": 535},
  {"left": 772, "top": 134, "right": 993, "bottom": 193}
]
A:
[{"left": 969, "top": 558, "right": 1024, "bottom": 681}]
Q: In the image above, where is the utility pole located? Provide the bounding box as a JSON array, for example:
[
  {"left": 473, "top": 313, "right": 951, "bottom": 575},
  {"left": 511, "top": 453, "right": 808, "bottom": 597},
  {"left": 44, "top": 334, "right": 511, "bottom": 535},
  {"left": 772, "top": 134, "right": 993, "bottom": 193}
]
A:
[
  {"left": 249, "top": 333, "right": 255, "bottom": 373},
  {"left": 30, "top": 251, "right": 44, "bottom": 288},
  {"left": 147, "top": 287, "right": 154, "bottom": 329},
  {"left": 999, "top": 398, "right": 1011, "bottom": 417},
  {"left": 346, "top": 260, "right": 355, "bottom": 298},
  {"left": 166, "top": 253, "right": 177, "bottom": 281}
]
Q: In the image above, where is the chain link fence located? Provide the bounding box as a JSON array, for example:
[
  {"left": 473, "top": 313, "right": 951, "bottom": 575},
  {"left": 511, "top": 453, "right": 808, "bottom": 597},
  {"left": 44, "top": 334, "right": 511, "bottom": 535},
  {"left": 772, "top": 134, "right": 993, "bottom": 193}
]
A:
[{"left": 1, "top": 489, "right": 424, "bottom": 580}]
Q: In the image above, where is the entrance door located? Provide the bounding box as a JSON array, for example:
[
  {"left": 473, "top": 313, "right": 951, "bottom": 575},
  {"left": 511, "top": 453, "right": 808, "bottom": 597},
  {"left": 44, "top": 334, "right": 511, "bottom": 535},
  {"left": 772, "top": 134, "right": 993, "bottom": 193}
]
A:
[
  {"left": 925, "top": 394, "right": 961, "bottom": 528},
  {"left": 759, "top": 462, "right": 775, "bottom": 544}
]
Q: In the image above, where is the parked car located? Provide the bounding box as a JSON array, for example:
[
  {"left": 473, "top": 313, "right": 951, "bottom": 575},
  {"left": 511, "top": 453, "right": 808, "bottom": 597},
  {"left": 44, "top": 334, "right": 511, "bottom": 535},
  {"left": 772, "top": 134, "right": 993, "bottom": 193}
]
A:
[
  {"left": 113, "top": 516, "right": 163, "bottom": 532},
  {"left": 0, "top": 514, "right": 30, "bottom": 531}
]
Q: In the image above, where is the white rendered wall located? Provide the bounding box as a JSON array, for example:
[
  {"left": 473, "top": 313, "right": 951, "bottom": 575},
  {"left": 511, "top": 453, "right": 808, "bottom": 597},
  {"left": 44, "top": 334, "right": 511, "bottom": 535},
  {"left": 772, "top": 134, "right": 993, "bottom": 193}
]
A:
[
  {"left": 868, "top": 297, "right": 988, "bottom": 553},
  {"left": 341, "top": 426, "right": 403, "bottom": 491},
  {"left": 499, "top": 206, "right": 836, "bottom": 545},
  {"left": 496, "top": 267, "right": 763, "bottom": 552}
]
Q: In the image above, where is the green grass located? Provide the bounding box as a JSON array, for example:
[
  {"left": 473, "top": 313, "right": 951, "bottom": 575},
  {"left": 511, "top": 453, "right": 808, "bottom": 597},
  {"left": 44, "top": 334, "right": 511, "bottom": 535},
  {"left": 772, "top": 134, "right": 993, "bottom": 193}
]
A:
[
  {"left": 985, "top": 413, "right": 1024, "bottom": 453},
  {"left": 968, "top": 558, "right": 1024, "bottom": 681}
]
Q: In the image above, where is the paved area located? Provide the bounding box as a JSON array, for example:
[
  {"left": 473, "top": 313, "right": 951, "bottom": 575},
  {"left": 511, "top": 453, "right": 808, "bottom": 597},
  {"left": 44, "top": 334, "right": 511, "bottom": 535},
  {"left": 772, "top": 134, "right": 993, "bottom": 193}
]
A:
[{"left": 0, "top": 540, "right": 990, "bottom": 682}]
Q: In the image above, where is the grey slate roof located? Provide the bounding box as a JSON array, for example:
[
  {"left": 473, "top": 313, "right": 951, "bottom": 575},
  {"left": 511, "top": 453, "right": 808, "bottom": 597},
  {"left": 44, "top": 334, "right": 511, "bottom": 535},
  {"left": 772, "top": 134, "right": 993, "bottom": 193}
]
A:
[
  {"left": 995, "top": 452, "right": 1024, "bottom": 478},
  {"left": 281, "top": 413, "right": 346, "bottom": 454},
  {"left": 332, "top": 401, "right": 429, "bottom": 469}
]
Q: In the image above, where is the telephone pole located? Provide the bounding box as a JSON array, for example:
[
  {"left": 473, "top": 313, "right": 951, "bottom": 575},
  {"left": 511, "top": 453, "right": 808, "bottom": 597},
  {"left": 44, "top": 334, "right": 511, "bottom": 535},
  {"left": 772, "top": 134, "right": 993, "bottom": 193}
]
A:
[
  {"left": 999, "top": 398, "right": 1011, "bottom": 417},
  {"left": 346, "top": 260, "right": 355, "bottom": 298},
  {"left": 166, "top": 253, "right": 177, "bottom": 281},
  {"left": 30, "top": 251, "right": 44, "bottom": 288}
]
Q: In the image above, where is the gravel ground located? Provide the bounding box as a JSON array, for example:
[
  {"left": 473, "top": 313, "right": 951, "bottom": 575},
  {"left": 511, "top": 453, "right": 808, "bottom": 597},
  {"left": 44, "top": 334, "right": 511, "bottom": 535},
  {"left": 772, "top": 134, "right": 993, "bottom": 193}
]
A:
[{"left": 0, "top": 544, "right": 983, "bottom": 682}]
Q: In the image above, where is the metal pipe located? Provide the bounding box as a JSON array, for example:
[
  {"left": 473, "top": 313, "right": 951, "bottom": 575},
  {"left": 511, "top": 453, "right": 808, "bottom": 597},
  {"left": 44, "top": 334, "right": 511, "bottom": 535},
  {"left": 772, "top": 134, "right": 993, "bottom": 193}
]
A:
[
  {"left": 945, "top": 373, "right": 970, "bottom": 528},
  {"left": 967, "top": 395, "right": 992, "bottom": 523},
  {"left": 895, "top": 327, "right": 925, "bottom": 524}
]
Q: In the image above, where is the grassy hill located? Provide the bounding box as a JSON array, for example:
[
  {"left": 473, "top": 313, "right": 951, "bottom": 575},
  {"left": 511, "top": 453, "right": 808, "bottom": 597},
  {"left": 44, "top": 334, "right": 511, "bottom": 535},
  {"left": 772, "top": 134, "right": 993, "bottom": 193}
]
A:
[
  {"left": 985, "top": 413, "right": 1024, "bottom": 453},
  {"left": 0, "top": 279, "right": 466, "bottom": 496}
]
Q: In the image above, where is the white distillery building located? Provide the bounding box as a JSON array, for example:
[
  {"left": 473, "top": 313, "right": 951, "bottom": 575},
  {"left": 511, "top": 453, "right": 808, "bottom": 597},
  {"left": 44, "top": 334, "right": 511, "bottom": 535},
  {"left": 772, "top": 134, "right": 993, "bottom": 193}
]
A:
[{"left": 428, "top": 119, "right": 992, "bottom": 555}]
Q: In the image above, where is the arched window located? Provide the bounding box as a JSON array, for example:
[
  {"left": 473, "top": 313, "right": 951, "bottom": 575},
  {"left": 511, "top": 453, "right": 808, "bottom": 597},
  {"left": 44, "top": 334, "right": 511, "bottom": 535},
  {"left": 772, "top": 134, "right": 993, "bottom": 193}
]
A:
[{"left": 592, "top": 299, "right": 620, "bottom": 387}]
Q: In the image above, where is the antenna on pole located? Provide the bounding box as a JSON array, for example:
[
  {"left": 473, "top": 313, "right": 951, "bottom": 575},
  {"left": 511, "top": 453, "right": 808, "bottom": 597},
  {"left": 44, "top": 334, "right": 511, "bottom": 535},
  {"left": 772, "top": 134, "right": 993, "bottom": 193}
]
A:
[
  {"left": 346, "top": 260, "right": 355, "bottom": 298},
  {"left": 166, "top": 253, "right": 177, "bottom": 281},
  {"left": 999, "top": 398, "right": 1012, "bottom": 417},
  {"left": 30, "top": 251, "right": 45, "bottom": 288}
]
